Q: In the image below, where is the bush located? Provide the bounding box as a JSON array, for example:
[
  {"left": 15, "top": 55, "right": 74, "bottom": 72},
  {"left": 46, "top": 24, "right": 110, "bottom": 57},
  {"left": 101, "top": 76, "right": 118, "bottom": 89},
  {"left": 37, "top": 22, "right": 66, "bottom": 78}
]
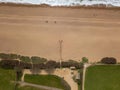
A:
[
  {"left": 101, "top": 57, "right": 117, "bottom": 64},
  {"left": 19, "top": 56, "right": 31, "bottom": 63},
  {"left": 47, "top": 60, "right": 82, "bottom": 69},
  {"left": 0, "top": 59, "right": 33, "bottom": 69},
  {"left": 14, "top": 66, "right": 23, "bottom": 81},
  {"left": 0, "top": 53, "right": 18, "bottom": 60},
  {"left": 0, "top": 60, "right": 19, "bottom": 69},
  {"left": 45, "top": 60, "right": 57, "bottom": 69},
  {"left": 19, "top": 61, "right": 32, "bottom": 69},
  {"left": 82, "top": 57, "right": 88, "bottom": 63},
  {"left": 61, "top": 60, "right": 80, "bottom": 69},
  {"left": 33, "top": 63, "right": 45, "bottom": 69},
  {"left": 31, "top": 56, "right": 47, "bottom": 64}
]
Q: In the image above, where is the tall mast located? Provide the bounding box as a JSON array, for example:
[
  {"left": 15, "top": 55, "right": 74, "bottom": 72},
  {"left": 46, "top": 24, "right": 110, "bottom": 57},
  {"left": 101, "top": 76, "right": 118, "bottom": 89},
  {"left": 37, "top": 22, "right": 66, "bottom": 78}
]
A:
[{"left": 59, "top": 40, "right": 63, "bottom": 69}]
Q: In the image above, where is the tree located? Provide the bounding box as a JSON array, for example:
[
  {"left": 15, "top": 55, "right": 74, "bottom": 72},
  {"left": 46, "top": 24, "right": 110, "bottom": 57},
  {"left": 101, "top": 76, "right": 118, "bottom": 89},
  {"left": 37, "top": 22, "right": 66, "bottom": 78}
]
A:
[
  {"left": 19, "top": 56, "right": 31, "bottom": 63},
  {"left": 82, "top": 57, "right": 88, "bottom": 63},
  {"left": 0, "top": 53, "right": 9, "bottom": 60},
  {"left": 101, "top": 57, "right": 117, "bottom": 64},
  {"left": 9, "top": 54, "right": 18, "bottom": 60},
  {"left": 0, "top": 53, "right": 18, "bottom": 60},
  {"left": 0, "top": 60, "right": 19, "bottom": 69},
  {"left": 14, "top": 66, "right": 23, "bottom": 81},
  {"left": 45, "top": 60, "right": 57, "bottom": 69},
  {"left": 31, "top": 56, "right": 47, "bottom": 64},
  {"left": 19, "top": 62, "right": 32, "bottom": 69},
  {"left": 61, "top": 60, "right": 80, "bottom": 69}
]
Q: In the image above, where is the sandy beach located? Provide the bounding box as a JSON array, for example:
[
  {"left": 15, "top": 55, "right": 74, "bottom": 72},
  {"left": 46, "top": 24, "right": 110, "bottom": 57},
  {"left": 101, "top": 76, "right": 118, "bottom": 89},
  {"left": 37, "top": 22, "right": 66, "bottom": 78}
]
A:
[{"left": 0, "top": 4, "right": 120, "bottom": 62}]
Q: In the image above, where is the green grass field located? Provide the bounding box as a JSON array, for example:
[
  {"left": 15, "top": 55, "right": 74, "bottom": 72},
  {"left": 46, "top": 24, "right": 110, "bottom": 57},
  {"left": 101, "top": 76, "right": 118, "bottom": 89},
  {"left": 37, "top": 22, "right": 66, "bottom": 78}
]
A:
[
  {"left": 0, "top": 68, "right": 15, "bottom": 90},
  {"left": 24, "top": 74, "right": 65, "bottom": 89},
  {"left": 85, "top": 65, "right": 120, "bottom": 90},
  {"left": 0, "top": 68, "right": 45, "bottom": 90}
]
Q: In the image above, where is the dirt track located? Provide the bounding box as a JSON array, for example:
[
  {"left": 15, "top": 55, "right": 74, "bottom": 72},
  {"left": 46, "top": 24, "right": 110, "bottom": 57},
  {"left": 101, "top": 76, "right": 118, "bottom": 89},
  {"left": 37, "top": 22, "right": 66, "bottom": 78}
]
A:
[{"left": 0, "top": 5, "right": 120, "bottom": 62}]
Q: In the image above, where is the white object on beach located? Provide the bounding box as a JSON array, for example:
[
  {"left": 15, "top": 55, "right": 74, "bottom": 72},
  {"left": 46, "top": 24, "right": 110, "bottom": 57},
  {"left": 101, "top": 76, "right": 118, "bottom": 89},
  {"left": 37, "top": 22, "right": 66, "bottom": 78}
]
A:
[{"left": 0, "top": 0, "right": 120, "bottom": 7}]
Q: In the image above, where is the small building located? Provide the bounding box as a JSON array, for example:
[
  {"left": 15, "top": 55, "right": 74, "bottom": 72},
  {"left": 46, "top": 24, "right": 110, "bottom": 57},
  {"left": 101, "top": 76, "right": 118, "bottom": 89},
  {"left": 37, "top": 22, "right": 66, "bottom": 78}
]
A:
[
  {"left": 75, "top": 73, "right": 80, "bottom": 80},
  {"left": 70, "top": 66, "right": 76, "bottom": 70}
]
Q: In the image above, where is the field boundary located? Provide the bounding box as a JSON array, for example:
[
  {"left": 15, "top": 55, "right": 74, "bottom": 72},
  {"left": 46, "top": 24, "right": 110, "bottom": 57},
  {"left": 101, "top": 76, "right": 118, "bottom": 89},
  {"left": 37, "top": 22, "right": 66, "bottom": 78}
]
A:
[
  {"left": 83, "top": 63, "right": 120, "bottom": 90},
  {"left": 82, "top": 63, "right": 91, "bottom": 90}
]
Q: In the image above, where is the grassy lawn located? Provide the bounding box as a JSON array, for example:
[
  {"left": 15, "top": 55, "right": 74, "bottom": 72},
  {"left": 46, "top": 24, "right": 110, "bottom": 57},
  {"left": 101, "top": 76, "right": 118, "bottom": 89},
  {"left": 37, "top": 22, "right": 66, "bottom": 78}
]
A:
[
  {"left": 0, "top": 68, "right": 15, "bottom": 90},
  {"left": 0, "top": 68, "right": 45, "bottom": 90},
  {"left": 85, "top": 65, "right": 120, "bottom": 90},
  {"left": 24, "top": 74, "right": 65, "bottom": 89}
]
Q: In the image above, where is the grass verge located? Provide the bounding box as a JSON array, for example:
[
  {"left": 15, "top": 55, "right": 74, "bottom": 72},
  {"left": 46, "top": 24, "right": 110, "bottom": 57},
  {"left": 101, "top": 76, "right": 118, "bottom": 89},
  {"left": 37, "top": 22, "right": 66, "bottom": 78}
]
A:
[
  {"left": 0, "top": 68, "right": 45, "bottom": 90},
  {"left": 24, "top": 74, "right": 65, "bottom": 89},
  {"left": 85, "top": 65, "right": 120, "bottom": 90}
]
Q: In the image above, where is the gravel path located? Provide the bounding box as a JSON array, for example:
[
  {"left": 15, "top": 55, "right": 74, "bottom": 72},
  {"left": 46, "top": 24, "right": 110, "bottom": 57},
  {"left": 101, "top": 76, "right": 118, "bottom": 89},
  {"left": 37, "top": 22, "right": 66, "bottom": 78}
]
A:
[{"left": 18, "top": 81, "right": 63, "bottom": 90}]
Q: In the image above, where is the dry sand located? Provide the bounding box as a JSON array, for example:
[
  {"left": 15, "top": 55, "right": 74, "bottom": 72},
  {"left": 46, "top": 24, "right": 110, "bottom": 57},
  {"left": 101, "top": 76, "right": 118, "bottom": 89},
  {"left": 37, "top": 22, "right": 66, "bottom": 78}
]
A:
[{"left": 0, "top": 4, "right": 120, "bottom": 62}]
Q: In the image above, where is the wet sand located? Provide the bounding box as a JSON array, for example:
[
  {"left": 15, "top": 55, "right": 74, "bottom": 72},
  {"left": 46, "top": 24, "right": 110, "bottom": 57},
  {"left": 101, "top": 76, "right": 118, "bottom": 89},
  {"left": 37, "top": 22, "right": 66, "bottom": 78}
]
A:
[{"left": 0, "top": 4, "right": 120, "bottom": 62}]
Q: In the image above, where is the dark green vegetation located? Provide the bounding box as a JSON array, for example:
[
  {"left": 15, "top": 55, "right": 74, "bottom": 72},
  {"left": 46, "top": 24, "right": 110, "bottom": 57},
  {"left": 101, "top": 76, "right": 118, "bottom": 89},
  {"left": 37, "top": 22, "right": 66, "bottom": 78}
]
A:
[
  {"left": 101, "top": 57, "right": 117, "bottom": 64},
  {"left": 31, "top": 56, "right": 47, "bottom": 64},
  {"left": 0, "top": 68, "right": 45, "bottom": 90},
  {"left": 0, "top": 53, "right": 82, "bottom": 90},
  {"left": 81, "top": 57, "right": 88, "bottom": 63},
  {"left": 0, "top": 53, "right": 47, "bottom": 64},
  {"left": 0, "top": 53, "right": 81, "bottom": 69},
  {"left": 25, "top": 74, "right": 71, "bottom": 90},
  {"left": 85, "top": 65, "right": 120, "bottom": 90},
  {"left": 14, "top": 66, "right": 23, "bottom": 81}
]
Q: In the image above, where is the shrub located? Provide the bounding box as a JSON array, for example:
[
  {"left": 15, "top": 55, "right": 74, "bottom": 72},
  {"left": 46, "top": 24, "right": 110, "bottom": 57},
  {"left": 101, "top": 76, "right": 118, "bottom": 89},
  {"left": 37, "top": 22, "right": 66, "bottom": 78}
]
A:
[
  {"left": 38, "top": 63, "right": 46, "bottom": 69},
  {"left": 33, "top": 63, "right": 45, "bottom": 69},
  {"left": 19, "top": 61, "right": 32, "bottom": 69},
  {"left": 14, "top": 66, "right": 23, "bottom": 81},
  {"left": 31, "top": 56, "right": 47, "bottom": 64},
  {"left": 61, "top": 60, "right": 80, "bottom": 69},
  {"left": 0, "top": 60, "right": 19, "bottom": 69},
  {"left": 0, "top": 53, "right": 18, "bottom": 60},
  {"left": 82, "top": 57, "right": 88, "bottom": 63},
  {"left": 101, "top": 57, "right": 117, "bottom": 64},
  {"left": 45, "top": 60, "right": 57, "bottom": 69},
  {"left": 19, "top": 56, "right": 31, "bottom": 63}
]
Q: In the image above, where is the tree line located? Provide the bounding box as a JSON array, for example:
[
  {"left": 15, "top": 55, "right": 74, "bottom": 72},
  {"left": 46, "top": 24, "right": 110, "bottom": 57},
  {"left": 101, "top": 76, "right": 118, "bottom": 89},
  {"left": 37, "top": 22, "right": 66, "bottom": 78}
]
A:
[
  {"left": 0, "top": 53, "right": 84, "bottom": 69},
  {"left": 0, "top": 53, "right": 118, "bottom": 70},
  {"left": 0, "top": 53, "right": 47, "bottom": 64}
]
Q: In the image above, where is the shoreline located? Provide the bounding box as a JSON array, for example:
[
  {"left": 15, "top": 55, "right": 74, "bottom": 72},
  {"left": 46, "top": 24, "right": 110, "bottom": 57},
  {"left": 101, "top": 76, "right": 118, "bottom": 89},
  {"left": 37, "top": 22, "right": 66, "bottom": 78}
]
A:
[{"left": 0, "top": 2, "right": 120, "bottom": 10}]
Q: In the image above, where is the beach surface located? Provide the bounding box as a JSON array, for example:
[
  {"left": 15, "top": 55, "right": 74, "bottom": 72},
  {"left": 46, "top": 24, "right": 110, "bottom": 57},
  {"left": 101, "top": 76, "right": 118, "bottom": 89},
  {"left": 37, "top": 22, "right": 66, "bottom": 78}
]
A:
[{"left": 0, "top": 4, "right": 120, "bottom": 62}]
